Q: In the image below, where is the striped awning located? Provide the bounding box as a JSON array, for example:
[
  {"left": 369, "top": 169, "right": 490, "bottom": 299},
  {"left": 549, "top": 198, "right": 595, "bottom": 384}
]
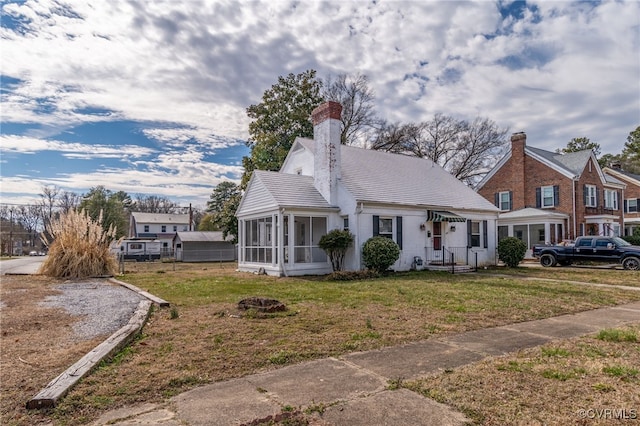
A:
[{"left": 426, "top": 210, "right": 466, "bottom": 223}]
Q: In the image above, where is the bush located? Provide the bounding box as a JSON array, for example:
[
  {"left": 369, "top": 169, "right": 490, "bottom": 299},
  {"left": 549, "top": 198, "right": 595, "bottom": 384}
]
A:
[
  {"left": 319, "top": 229, "right": 354, "bottom": 271},
  {"left": 622, "top": 234, "right": 640, "bottom": 246},
  {"left": 497, "top": 237, "right": 527, "bottom": 268},
  {"left": 325, "top": 270, "right": 380, "bottom": 281},
  {"left": 362, "top": 236, "right": 400, "bottom": 273}
]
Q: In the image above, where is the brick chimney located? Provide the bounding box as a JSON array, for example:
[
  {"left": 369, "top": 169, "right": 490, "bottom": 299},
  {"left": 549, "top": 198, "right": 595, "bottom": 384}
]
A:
[
  {"left": 311, "top": 101, "right": 342, "bottom": 205},
  {"left": 510, "top": 132, "right": 527, "bottom": 209}
]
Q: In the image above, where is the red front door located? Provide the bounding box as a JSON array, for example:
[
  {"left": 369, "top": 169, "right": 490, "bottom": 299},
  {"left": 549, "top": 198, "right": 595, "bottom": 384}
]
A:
[{"left": 433, "top": 222, "right": 442, "bottom": 250}]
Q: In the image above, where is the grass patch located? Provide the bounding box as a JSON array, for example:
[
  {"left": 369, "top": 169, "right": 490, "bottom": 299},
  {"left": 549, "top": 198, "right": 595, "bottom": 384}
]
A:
[
  {"left": 596, "top": 328, "right": 638, "bottom": 342},
  {"left": 602, "top": 365, "right": 639, "bottom": 379},
  {"left": 405, "top": 325, "right": 640, "bottom": 425},
  {"left": 541, "top": 347, "right": 571, "bottom": 357}
]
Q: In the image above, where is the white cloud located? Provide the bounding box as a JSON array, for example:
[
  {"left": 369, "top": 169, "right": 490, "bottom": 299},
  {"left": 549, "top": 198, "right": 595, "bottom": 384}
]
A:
[
  {"left": 0, "top": 134, "right": 156, "bottom": 158},
  {"left": 1, "top": 0, "right": 638, "bottom": 205}
]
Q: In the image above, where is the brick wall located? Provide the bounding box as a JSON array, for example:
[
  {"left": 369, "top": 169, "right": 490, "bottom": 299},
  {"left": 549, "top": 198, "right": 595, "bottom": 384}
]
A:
[{"left": 478, "top": 135, "right": 624, "bottom": 239}]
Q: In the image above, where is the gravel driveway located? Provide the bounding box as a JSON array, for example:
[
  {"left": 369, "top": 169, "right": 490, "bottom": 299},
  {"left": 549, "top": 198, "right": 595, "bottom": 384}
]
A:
[{"left": 40, "top": 280, "right": 145, "bottom": 341}]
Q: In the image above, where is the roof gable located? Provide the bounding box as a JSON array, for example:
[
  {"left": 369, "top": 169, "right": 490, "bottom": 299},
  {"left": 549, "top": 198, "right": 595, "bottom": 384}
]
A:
[
  {"left": 237, "top": 170, "right": 334, "bottom": 216},
  {"left": 603, "top": 167, "right": 639, "bottom": 187},
  {"left": 526, "top": 147, "right": 608, "bottom": 184}
]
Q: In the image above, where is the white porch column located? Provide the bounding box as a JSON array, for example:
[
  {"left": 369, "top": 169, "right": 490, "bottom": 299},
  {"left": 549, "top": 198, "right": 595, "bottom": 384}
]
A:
[
  {"left": 544, "top": 222, "right": 551, "bottom": 244},
  {"left": 238, "top": 219, "right": 243, "bottom": 262},
  {"left": 272, "top": 214, "right": 277, "bottom": 267},
  {"left": 277, "top": 211, "right": 284, "bottom": 273}
]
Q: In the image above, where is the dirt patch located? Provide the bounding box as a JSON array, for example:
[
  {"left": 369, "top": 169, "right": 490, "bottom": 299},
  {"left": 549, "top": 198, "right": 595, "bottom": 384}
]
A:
[{"left": 0, "top": 275, "right": 105, "bottom": 425}]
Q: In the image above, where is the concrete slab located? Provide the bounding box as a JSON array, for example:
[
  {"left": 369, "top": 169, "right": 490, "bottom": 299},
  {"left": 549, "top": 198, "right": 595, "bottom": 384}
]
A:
[
  {"left": 445, "top": 327, "right": 551, "bottom": 356},
  {"left": 504, "top": 317, "right": 600, "bottom": 339},
  {"left": 342, "top": 340, "right": 484, "bottom": 380},
  {"left": 567, "top": 306, "right": 640, "bottom": 329},
  {"left": 91, "top": 403, "right": 177, "bottom": 425},
  {"left": 247, "top": 358, "right": 386, "bottom": 407},
  {"left": 173, "top": 377, "right": 279, "bottom": 426},
  {"left": 320, "top": 389, "right": 469, "bottom": 426}
]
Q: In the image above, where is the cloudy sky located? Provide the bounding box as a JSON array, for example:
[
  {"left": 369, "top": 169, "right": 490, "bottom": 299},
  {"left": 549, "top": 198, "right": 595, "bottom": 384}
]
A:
[{"left": 1, "top": 0, "right": 639, "bottom": 208}]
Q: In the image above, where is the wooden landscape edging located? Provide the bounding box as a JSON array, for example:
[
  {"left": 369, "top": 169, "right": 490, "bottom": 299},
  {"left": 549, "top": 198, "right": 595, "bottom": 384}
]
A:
[
  {"left": 109, "top": 277, "right": 170, "bottom": 307},
  {"left": 26, "top": 299, "right": 153, "bottom": 409}
]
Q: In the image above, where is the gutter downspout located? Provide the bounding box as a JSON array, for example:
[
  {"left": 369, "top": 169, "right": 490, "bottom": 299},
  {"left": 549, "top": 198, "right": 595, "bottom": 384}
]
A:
[{"left": 355, "top": 202, "right": 364, "bottom": 270}]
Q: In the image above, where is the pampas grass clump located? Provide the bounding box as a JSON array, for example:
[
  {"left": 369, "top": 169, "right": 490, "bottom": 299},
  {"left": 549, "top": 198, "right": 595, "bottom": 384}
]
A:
[{"left": 39, "top": 209, "right": 119, "bottom": 278}]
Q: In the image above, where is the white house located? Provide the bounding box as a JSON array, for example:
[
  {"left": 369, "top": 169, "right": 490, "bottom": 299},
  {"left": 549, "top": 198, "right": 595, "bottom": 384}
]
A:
[
  {"left": 236, "top": 101, "right": 499, "bottom": 276},
  {"left": 129, "top": 212, "right": 193, "bottom": 255}
]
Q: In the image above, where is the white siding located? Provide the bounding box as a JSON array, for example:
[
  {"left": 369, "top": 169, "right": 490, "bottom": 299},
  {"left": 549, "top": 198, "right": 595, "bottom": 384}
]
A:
[{"left": 236, "top": 178, "right": 277, "bottom": 216}]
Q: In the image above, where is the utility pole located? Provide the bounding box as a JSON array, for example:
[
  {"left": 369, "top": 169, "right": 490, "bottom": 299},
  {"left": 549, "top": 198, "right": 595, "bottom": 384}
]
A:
[{"left": 9, "top": 207, "right": 13, "bottom": 258}]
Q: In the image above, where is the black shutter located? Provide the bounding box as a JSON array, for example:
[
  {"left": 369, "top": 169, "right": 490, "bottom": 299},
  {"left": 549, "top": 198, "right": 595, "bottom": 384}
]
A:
[
  {"left": 467, "top": 220, "right": 472, "bottom": 248},
  {"left": 373, "top": 215, "right": 379, "bottom": 236},
  {"left": 536, "top": 187, "right": 541, "bottom": 208},
  {"left": 494, "top": 192, "right": 499, "bottom": 208},
  {"left": 596, "top": 188, "right": 600, "bottom": 207},
  {"left": 483, "top": 220, "right": 488, "bottom": 248},
  {"left": 396, "top": 216, "right": 403, "bottom": 250},
  {"left": 583, "top": 184, "right": 588, "bottom": 206},
  {"left": 553, "top": 185, "right": 560, "bottom": 206},
  {"left": 624, "top": 199, "right": 628, "bottom": 213},
  {"left": 509, "top": 191, "right": 513, "bottom": 210}
]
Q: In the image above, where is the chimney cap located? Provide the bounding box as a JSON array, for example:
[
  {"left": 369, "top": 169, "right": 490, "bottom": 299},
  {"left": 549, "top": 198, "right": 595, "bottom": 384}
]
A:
[
  {"left": 511, "top": 132, "right": 526, "bottom": 143},
  {"left": 311, "top": 101, "right": 342, "bottom": 125}
]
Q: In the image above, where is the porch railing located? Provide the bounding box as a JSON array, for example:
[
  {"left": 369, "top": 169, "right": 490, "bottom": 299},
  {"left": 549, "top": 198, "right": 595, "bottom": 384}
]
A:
[{"left": 424, "top": 246, "right": 468, "bottom": 266}]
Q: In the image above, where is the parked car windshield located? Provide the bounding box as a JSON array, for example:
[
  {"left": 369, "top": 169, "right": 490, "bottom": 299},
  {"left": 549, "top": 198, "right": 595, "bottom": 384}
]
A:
[{"left": 612, "top": 237, "right": 631, "bottom": 247}]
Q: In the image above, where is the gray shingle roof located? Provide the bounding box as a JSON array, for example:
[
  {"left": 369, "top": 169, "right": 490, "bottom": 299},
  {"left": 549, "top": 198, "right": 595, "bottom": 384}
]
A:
[
  {"left": 175, "top": 231, "right": 231, "bottom": 242},
  {"left": 131, "top": 212, "right": 190, "bottom": 224},
  {"left": 297, "top": 139, "right": 497, "bottom": 211},
  {"left": 254, "top": 170, "right": 335, "bottom": 209},
  {"left": 526, "top": 146, "right": 592, "bottom": 176}
]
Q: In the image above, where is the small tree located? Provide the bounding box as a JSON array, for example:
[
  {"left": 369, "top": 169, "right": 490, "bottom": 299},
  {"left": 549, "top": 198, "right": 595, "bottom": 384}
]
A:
[
  {"left": 362, "top": 236, "right": 400, "bottom": 273},
  {"left": 319, "top": 229, "right": 354, "bottom": 272},
  {"left": 497, "top": 237, "right": 527, "bottom": 268}
]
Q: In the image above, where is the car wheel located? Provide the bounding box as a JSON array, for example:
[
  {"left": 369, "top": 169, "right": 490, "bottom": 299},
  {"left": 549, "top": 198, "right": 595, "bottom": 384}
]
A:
[
  {"left": 540, "top": 253, "right": 557, "bottom": 267},
  {"left": 622, "top": 256, "right": 640, "bottom": 271}
]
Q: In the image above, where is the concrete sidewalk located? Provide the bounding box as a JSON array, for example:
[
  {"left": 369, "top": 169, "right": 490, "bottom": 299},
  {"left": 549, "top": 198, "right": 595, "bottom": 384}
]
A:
[{"left": 92, "top": 300, "right": 640, "bottom": 426}]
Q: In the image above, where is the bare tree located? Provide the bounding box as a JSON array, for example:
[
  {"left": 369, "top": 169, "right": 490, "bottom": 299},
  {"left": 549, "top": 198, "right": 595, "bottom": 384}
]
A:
[
  {"left": 39, "top": 185, "right": 60, "bottom": 222},
  {"left": 17, "top": 204, "right": 43, "bottom": 249},
  {"left": 449, "top": 117, "right": 508, "bottom": 185},
  {"left": 132, "top": 195, "right": 180, "bottom": 213},
  {"left": 323, "top": 73, "right": 382, "bottom": 145},
  {"left": 371, "top": 121, "right": 423, "bottom": 154},
  {"left": 57, "top": 190, "right": 81, "bottom": 214},
  {"left": 372, "top": 114, "right": 508, "bottom": 185}
]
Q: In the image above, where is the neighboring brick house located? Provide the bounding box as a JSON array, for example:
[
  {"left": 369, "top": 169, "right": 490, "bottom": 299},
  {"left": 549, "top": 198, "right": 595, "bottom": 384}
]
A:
[
  {"left": 603, "top": 165, "right": 640, "bottom": 236},
  {"left": 476, "top": 133, "right": 625, "bottom": 253}
]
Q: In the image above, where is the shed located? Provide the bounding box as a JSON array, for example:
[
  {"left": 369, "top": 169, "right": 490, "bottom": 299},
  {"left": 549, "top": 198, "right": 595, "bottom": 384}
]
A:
[{"left": 173, "top": 231, "right": 236, "bottom": 262}]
